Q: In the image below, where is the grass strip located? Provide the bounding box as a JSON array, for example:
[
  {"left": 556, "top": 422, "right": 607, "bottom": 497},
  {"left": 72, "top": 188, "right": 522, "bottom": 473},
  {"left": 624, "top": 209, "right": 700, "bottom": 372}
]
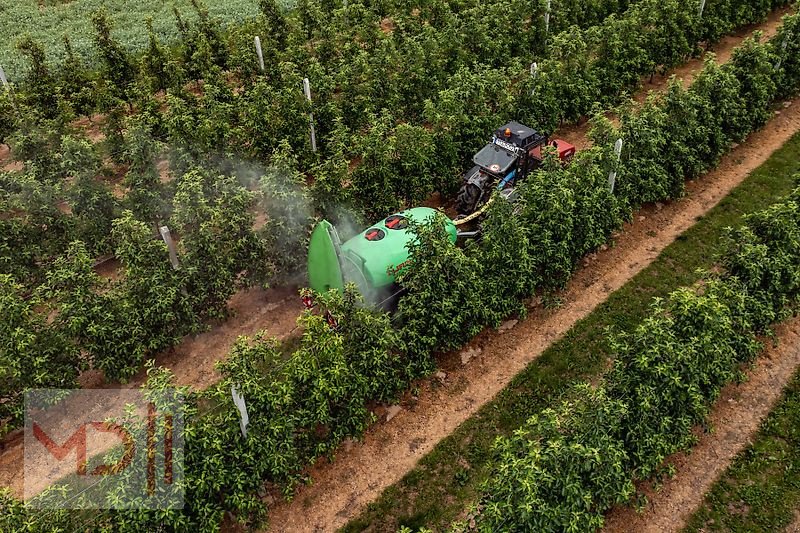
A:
[
  {"left": 683, "top": 365, "right": 800, "bottom": 532},
  {"left": 342, "top": 131, "right": 800, "bottom": 532}
]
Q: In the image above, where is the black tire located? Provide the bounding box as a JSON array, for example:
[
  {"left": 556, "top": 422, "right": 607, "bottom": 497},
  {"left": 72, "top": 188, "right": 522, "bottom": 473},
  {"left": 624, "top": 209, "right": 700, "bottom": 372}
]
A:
[{"left": 455, "top": 183, "right": 483, "bottom": 215}]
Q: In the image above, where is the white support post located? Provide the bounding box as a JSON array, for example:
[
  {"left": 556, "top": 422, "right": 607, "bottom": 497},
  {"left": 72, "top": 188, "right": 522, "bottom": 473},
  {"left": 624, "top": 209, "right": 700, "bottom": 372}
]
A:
[
  {"left": 544, "top": 0, "right": 551, "bottom": 34},
  {"left": 254, "top": 36, "right": 265, "bottom": 72},
  {"left": 231, "top": 386, "right": 249, "bottom": 438},
  {"left": 608, "top": 138, "right": 623, "bottom": 194},
  {"left": 303, "top": 77, "right": 318, "bottom": 153},
  {"left": 698, "top": 0, "right": 706, "bottom": 18},
  {"left": 774, "top": 31, "right": 792, "bottom": 71},
  {"left": 0, "top": 66, "right": 8, "bottom": 91},
  {"left": 530, "top": 62, "right": 539, "bottom": 97},
  {"left": 159, "top": 226, "right": 180, "bottom": 270}
]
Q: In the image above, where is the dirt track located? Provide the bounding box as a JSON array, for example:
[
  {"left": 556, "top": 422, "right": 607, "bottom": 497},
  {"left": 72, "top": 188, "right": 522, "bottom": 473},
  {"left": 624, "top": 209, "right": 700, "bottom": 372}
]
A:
[{"left": 602, "top": 318, "right": 800, "bottom": 533}]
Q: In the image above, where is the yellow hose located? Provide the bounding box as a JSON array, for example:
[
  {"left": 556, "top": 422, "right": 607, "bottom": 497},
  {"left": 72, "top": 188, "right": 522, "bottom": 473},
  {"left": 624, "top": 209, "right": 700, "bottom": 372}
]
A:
[{"left": 452, "top": 196, "right": 493, "bottom": 226}]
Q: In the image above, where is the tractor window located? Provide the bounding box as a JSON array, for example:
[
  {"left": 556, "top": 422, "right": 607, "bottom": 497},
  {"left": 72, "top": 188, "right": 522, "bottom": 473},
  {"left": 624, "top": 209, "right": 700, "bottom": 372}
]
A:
[
  {"left": 473, "top": 143, "right": 517, "bottom": 175},
  {"left": 385, "top": 215, "right": 409, "bottom": 230},
  {"left": 364, "top": 228, "right": 386, "bottom": 241}
]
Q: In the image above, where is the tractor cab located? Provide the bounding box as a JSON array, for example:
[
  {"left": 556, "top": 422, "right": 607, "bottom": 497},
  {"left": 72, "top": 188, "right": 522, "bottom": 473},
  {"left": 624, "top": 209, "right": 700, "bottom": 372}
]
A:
[
  {"left": 474, "top": 121, "right": 547, "bottom": 183},
  {"left": 456, "top": 121, "right": 575, "bottom": 216}
]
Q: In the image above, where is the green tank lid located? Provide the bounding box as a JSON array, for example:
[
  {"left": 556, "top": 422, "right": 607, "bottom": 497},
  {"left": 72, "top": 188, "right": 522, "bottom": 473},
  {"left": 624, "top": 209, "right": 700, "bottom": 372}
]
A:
[{"left": 340, "top": 207, "right": 456, "bottom": 289}]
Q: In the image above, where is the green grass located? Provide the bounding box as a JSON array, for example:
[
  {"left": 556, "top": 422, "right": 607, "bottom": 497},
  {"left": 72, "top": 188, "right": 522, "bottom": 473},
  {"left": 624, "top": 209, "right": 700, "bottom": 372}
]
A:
[
  {"left": 684, "top": 369, "right": 800, "bottom": 532},
  {"left": 0, "top": 0, "right": 260, "bottom": 80},
  {"left": 341, "top": 134, "right": 800, "bottom": 532}
]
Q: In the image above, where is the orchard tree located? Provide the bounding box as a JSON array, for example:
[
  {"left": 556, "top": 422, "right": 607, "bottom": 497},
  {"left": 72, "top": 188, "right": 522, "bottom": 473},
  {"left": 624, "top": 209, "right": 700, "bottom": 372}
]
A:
[
  {"left": 397, "top": 214, "right": 484, "bottom": 371},
  {"left": 16, "top": 36, "right": 57, "bottom": 116},
  {"left": 172, "top": 170, "right": 270, "bottom": 317},
  {"left": 59, "top": 35, "right": 95, "bottom": 116},
  {"left": 0, "top": 274, "right": 81, "bottom": 435},
  {"left": 123, "top": 117, "right": 164, "bottom": 225},
  {"left": 257, "top": 141, "right": 314, "bottom": 281},
  {"left": 61, "top": 135, "right": 117, "bottom": 254},
  {"left": 476, "top": 196, "right": 534, "bottom": 327},
  {"left": 516, "top": 153, "right": 577, "bottom": 290},
  {"left": 91, "top": 9, "right": 135, "bottom": 96},
  {"left": 479, "top": 385, "right": 633, "bottom": 532},
  {"left": 727, "top": 34, "right": 778, "bottom": 132}
]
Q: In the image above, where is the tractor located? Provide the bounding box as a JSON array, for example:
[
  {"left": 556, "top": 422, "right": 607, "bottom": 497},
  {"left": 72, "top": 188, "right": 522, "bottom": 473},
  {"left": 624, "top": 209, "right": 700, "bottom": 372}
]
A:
[
  {"left": 306, "top": 121, "right": 577, "bottom": 308},
  {"left": 455, "top": 121, "right": 575, "bottom": 217}
]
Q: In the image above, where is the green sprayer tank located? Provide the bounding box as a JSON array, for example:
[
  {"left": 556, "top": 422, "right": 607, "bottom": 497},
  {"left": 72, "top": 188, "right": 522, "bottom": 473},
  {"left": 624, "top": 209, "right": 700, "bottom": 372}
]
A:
[{"left": 307, "top": 207, "right": 457, "bottom": 305}]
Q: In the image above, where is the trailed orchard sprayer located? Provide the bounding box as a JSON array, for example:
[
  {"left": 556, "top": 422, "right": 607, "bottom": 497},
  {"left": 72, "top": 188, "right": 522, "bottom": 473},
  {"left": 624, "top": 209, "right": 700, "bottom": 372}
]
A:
[
  {"left": 307, "top": 207, "right": 456, "bottom": 309},
  {"left": 306, "top": 121, "right": 576, "bottom": 308}
]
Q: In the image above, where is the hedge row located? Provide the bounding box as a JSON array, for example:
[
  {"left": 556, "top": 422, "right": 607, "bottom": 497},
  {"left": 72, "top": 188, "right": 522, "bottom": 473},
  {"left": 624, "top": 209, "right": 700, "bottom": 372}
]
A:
[{"left": 478, "top": 181, "right": 800, "bottom": 531}]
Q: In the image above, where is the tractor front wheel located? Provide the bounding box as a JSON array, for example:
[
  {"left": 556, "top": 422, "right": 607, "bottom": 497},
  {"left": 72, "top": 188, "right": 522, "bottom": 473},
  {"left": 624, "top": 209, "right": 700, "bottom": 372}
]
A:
[{"left": 455, "top": 183, "right": 483, "bottom": 215}]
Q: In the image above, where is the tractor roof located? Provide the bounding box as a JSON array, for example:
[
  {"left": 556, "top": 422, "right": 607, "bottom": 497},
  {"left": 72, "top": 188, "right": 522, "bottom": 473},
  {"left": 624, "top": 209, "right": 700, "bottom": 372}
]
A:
[
  {"left": 473, "top": 143, "right": 517, "bottom": 175},
  {"left": 494, "top": 121, "right": 546, "bottom": 149}
]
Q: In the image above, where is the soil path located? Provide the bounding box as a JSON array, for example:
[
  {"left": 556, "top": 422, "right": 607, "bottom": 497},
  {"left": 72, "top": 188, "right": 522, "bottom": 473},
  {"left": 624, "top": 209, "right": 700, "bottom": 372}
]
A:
[
  {"left": 787, "top": 510, "right": 800, "bottom": 532},
  {"left": 602, "top": 317, "right": 800, "bottom": 533},
  {"left": 263, "top": 67, "right": 800, "bottom": 533}
]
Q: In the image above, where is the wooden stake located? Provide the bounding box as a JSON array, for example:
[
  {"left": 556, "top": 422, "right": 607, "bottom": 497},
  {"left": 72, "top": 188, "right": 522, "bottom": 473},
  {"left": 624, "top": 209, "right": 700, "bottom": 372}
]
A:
[
  {"left": 608, "top": 138, "right": 623, "bottom": 193},
  {"left": 544, "top": 0, "right": 551, "bottom": 33},
  {"left": 231, "top": 386, "right": 249, "bottom": 438}
]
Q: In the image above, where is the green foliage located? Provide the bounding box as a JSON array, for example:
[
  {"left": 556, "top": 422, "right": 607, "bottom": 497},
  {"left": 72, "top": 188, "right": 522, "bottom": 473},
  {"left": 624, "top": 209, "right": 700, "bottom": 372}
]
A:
[
  {"left": 109, "top": 212, "right": 196, "bottom": 380},
  {"left": 0, "top": 274, "right": 81, "bottom": 436},
  {"left": 475, "top": 195, "right": 534, "bottom": 327},
  {"left": 480, "top": 385, "right": 634, "bottom": 532},
  {"left": 728, "top": 33, "right": 779, "bottom": 132},
  {"left": 91, "top": 9, "right": 137, "bottom": 95},
  {"left": 61, "top": 135, "right": 118, "bottom": 255},
  {"left": 516, "top": 155, "right": 578, "bottom": 290},
  {"left": 607, "top": 280, "right": 762, "bottom": 478},
  {"left": 719, "top": 181, "right": 800, "bottom": 330},
  {"left": 172, "top": 169, "right": 269, "bottom": 317},
  {"left": 15, "top": 35, "right": 58, "bottom": 116},
  {"left": 256, "top": 142, "right": 314, "bottom": 282},
  {"left": 397, "top": 214, "right": 484, "bottom": 368},
  {"left": 122, "top": 116, "right": 164, "bottom": 225},
  {"left": 0, "top": 170, "right": 74, "bottom": 287}
]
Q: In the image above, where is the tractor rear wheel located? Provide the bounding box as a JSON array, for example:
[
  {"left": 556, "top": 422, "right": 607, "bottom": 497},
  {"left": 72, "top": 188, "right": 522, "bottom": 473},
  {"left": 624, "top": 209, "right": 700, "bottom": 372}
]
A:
[{"left": 455, "top": 183, "right": 483, "bottom": 215}]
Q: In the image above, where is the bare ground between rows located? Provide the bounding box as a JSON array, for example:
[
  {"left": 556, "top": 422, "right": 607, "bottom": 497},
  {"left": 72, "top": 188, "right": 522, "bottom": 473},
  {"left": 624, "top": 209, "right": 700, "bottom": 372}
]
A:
[
  {"left": 788, "top": 510, "right": 800, "bottom": 532},
  {"left": 602, "top": 317, "right": 800, "bottom": 533},
  {"left": 261, "top": 86, "right": 800, "bottom": 533}
]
